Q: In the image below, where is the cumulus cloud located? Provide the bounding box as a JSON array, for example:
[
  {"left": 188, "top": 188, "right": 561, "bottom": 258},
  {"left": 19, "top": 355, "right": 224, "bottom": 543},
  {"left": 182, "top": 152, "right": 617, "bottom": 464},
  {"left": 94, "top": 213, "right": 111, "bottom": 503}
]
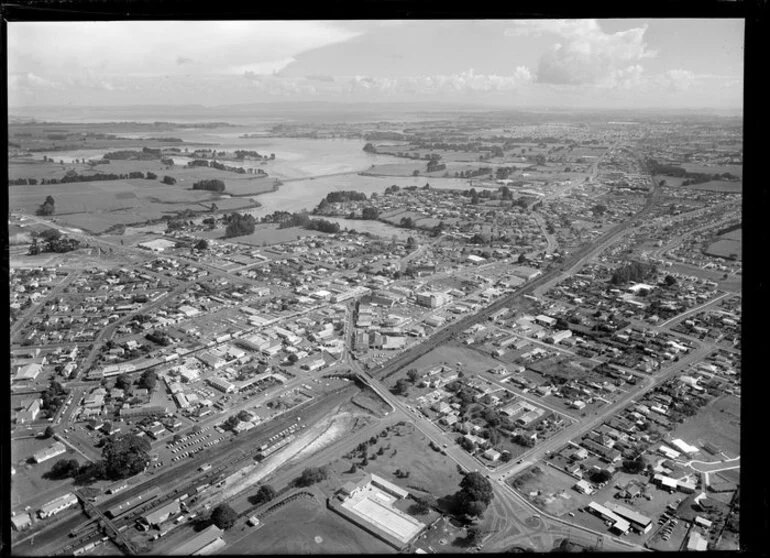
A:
[
  {"left": 345, "top": 68, "right": 533, "bottom": 96},
  {"left": 657, "top": 69, "right": 696, "bottom": 91},
  {"left": 601, "top": 64, "right": 645, "bottom": 89},
  {"left": 9, "top": 72, "right": 63, "bottom": 89},
  {"left": 506, "top": 20, "right": 656, "bottom": 86},
  {"left": 236, "top": 58, "right": 296, "bottom": 76}
]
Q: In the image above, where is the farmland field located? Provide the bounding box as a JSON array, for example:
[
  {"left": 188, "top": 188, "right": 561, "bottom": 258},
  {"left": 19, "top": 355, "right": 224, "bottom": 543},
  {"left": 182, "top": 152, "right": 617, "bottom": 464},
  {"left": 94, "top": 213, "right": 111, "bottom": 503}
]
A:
[
  {"left": 669, "top": 394, "right": 740, "bottom": 458},
  {"left": 704, "top": 227, "right": 741, "bottom": 260},
  {"left": 8, "top": 179, "right": 259, "bottom": 233},
  {"left": 224, "top": 496, "right": 395, "bottom": 554}
]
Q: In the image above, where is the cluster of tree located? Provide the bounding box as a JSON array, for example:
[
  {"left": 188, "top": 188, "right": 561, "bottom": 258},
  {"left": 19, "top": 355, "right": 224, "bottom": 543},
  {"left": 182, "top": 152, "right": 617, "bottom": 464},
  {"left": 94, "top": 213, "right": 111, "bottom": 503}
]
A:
[
  {"left": 208, "top": 160, "right": 249, "bottom": 174},
  {"left": 609, "top": 261, "right": 657, "bottom": 285},
  {"left": 192, "top": 179, "right": 226, "bottom": 193},
  {"left": 426, "top": 160, "right": 446, "bottom": 173},
  {"left": 412, "top": 140, "right": 483, "bottom": 151},
  {"left": 275, "top": 212, "right": 341, "bottom": 234},
  {"left": 453, "top": 471, "right": 495, "bottom": 518},
  {"left": 362, "top": 143, "right": 377, "bottom": 153},
  {"left": 293, "top": 466, "right": 329, "bottom": 487},
  {"left": 162, "top": 175, "right": 177, "bottom": 185},
  {"left": 145, "top": 331, "right": 171, "bottom": 346},
  {"left": 103, "top": 149, "right": 160, "bottom": 161},
  {"left": 400, "top": 216, "right": 415, "bottom": 229},
  {"left": 361, "top": 207, "right": 380, "bottom": 220},
  {"left": 41, "top": 380, "right": 69, "bottom": 416},
  {"left": 9, "top": 178, "right": 40, "bottom": 185},
  {"left": 100, "top": 433, "right": 152, "bottom": 480},
  {"left": 36, "top": 195, "right": 56, "bottom": 216},
  {"left": 454, "top": 167, "right": 493, "bottom": 179},
  {"left": 210, "top": 503, "right": 238, "bottom": 530},
  {"left": 233, "top": 150, "right": 268, "bottom": 160},
  {"left": 534, "top": 154, "right": 547, "bottom": 166},
  {"left": 392, "top": 378, "right": 410, "bottom": 396},
  {"left": 250, "top": 484, "right": 276, "bottom": 506},
  {"left": 223, "top": 213, "right": 256, "bottom": 238},
  {"left": 591, "top": 203, "right": 608, "bottom": 216},
  {"left": 28, "top": 236, "right": 81, "bottom": 255},
  {"left": 137, "top": 369, "right": 158, "bottom": 391},
  {"left": 587, "top": 469, "right": 613, "bottom": 484},
  {"left": 621, "top": 456, "right": 647, "bottom": 475},
  {"left": 44, "top": 458, "right": 80, "bottom": 480},
  {"left": 194, "top": 238, "right": 209, "bottom": 250},
  {"left": 363, "top": 131, "right": 411, "bottom": 141},
  {"left": 324, "top": 190, "right": 368, "bottom": 203}
]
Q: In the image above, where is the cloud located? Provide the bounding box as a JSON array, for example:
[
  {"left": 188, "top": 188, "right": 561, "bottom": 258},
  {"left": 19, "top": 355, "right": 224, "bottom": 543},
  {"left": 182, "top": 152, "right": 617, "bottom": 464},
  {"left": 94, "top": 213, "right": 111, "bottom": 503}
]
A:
[
  {"left": 305, "top": 74, "right": 335, "bottom": 83},
  {"left": 506, "top": 20, "right": 656, "bottom": 85},
  {"left": 657, "top": 69, "right": 696, "bottom": 92},
  {"left": 9, "top": 72, "right": 63, "bottom": 90},
  {"left": 176, "top": 56, "right": 195, "bottom": 65},
  {"left": 345, "top": 68, "right": 533, "bottom": 96},
  {"left": 235, "top": 58, "right": 296, "bottom": 76}
]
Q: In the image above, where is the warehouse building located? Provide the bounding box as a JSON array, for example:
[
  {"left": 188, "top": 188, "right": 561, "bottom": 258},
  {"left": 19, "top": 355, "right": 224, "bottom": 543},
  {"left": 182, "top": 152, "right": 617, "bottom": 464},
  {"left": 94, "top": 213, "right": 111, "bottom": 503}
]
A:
[
  {"left": 144, "top": 500, "right": 180, "bottom": 527},
  {"left": 169, "top": 524, "right": 224, "bottom": 555},
  {"left": 33, "top": 441, "right": 67, "bottom": 464},
  {"left": 38, "top": 492, "right": 78, "bottom": 519}
]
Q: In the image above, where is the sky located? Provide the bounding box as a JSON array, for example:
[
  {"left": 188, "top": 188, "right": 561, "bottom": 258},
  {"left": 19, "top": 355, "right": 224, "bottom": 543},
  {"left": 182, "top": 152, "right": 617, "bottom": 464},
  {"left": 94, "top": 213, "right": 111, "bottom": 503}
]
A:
[{"left": 7, "top": 19, "right": 744, "bottom": 110}]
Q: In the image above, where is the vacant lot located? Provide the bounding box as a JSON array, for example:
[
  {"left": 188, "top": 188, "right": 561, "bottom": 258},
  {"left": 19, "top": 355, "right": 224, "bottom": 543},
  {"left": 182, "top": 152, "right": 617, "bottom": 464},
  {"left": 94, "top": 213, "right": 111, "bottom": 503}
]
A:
[
  {"left": 330, "top": 421, "right": 464, "bottom": 506},
  {"left": 670, "top": 394, "right": 740, "bottom": 458},
  {"left": 11, "top": 437, "right": 81, "bottom": 512},
  {"left": 680, "top": 163, "right": 742, "bottom": 178},
  {"left": 683, "top": 180, "right": 741, "bottom": 193},
  {"left": 199, "top": 223, "right": 323, "bottom": 246},
  {"left": 224, "top": 495, "right": 395, "bottom": 554},
  {"left": 509, "top": 464, "right": 584, "bottom": 517}
]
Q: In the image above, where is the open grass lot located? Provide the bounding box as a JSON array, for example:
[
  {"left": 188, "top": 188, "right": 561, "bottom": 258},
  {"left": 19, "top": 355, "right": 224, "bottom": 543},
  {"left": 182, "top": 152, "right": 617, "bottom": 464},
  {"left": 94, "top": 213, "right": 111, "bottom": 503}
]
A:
[
  {"left": 9, "top": 178, "right": 258, "bottom": 233},
  {"left": 11, "top": 437, "right": 81, "bottom": 512},
  {"left": 509, "top": 464, "right": 584, "bottom": 517},
  {"left": 683, "top": 180, "right": 741, "bottom": 193},
  {"left": 199, "top": 223, "right": 323, "bottom": 246},
  {"left": 223, "top": 495, "right": 395, "bottom": 554},
  {"left": 400, "top": 343, "right": 504, "bottom": 381},
  {"left": 704, "top": 239, "right": 741, "bottom": 260},
  {"left": 330, "top": 421, "right": 465, "bottom": 505},
  {"left": 670, "top": 394, "right": 740, "bottom": 458},
  {"left": 680, "top": 163, "right": 742, "bottom": 178}
]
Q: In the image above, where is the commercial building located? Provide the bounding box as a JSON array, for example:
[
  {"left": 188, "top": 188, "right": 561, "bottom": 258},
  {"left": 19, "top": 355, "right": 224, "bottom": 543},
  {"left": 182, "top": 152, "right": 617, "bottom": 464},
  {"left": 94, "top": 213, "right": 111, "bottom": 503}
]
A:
[
  {"left": 14, "top": 363, "right": 43, "bottom": 382},
  {"left": 33, "top": 441, "right": 67, "bottom": 463},
  {"left": 170, "top": 524, "right": 224, "bottom": 555},
  {"left": 11, "top": 513, "right": 33, "bottom": 531},
  {"left": 586, "top": 501, "right": 630, "bottom": 535},
  {"left": 206, "top": 376, "right": 235, "bottom": 393},
  {"left": 605, "top": 501, "right": 652, "bottom": 534},
  {"left": 332, "top": 474, "right": 425, "bottom": 550},
  {"left": 144, "top": 500, "right": 180, "bottom": 527},
  {"left": 415, "top": 291, "right": 451, "bottom": 309},
  {"left": 138, "top": 239, "right": 177, "bottom": 252},
  {"left": 38, "top": 492, "right": 78, "bottom": 518}
]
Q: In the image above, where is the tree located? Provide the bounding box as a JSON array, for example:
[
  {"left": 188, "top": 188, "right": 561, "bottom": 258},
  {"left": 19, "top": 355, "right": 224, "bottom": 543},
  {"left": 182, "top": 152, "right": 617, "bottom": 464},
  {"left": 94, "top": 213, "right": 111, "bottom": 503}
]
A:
[
  {"left": 162, "top": 175, "right": 177, "bottom": 185},
  {"left": 253, "top": 484, "right": 276, "bottom": 506},
  {"left": 588, "top": 469, "right": 613, "bottom": 484},
  {"left": 622, "top": 457, "right": 646, "bottom": 475},
  {"left": 44, "top": 425, "right": 56, "bottom": 438},
  {"left": 37, "top": 198, "right": 55, "bottom": 216},
  {"left": 535, "top": 154, "right": 547, "bottom": 166},
  {"left": 400, "top": 216, "right": 415, "bottom": 229},
  {"left": 409, "top": 497, "right": 431, "bottom": 515},
  {"left": 101, "top": 433, "right": 151, "bottom": 480},
  {"left": 115, "top": 374, "right": 132, "bottom": 391},
  {"left": 137, "top": 369, "right": 157, "bottom": 391},
  {"left": 362, "top": 143, "right": 377, "bottom": 153},
  {"left": 406, "top": 236, "right": 418, "bottom": 251},
  {"left": 406, "top": 368, "right": 420, "bottom": 383},
  {"left": 663, "top": 275, "right": 677, "bottom": 287},
  {"left": 454, "top": 471, "right": 494, "bottom": 518},
  {"left": 46, "top": 458, "right": 80, "bottom": 479},
  {"left": 211, "top": 503, "right": 238, "bottom": 530},
  {"left": 287, "top": 353, "right": 299, "bottom": 364},
  {"left": 361, "top": 207, "right": 379, "bottom": 220},
  {"left": 224, "top": 415, "right": 241, "bottom": 430},
  {"left": 145, "top": 171, "right": 158, "bottom": 180},
  {"left": 294, "top": 466, "right": 329, "bottom": 487},
  {"left": 392, "top": 379, "right": 410, "bottom": 396},
  {"left": 39, "top": 228, "right": 62, "bottom": 242},
  {"left": 194, "top": 239, "right": 209, "bottom": 251},
  {"left": 192, "top": 179, "right": 226, "bottom": 193}
]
